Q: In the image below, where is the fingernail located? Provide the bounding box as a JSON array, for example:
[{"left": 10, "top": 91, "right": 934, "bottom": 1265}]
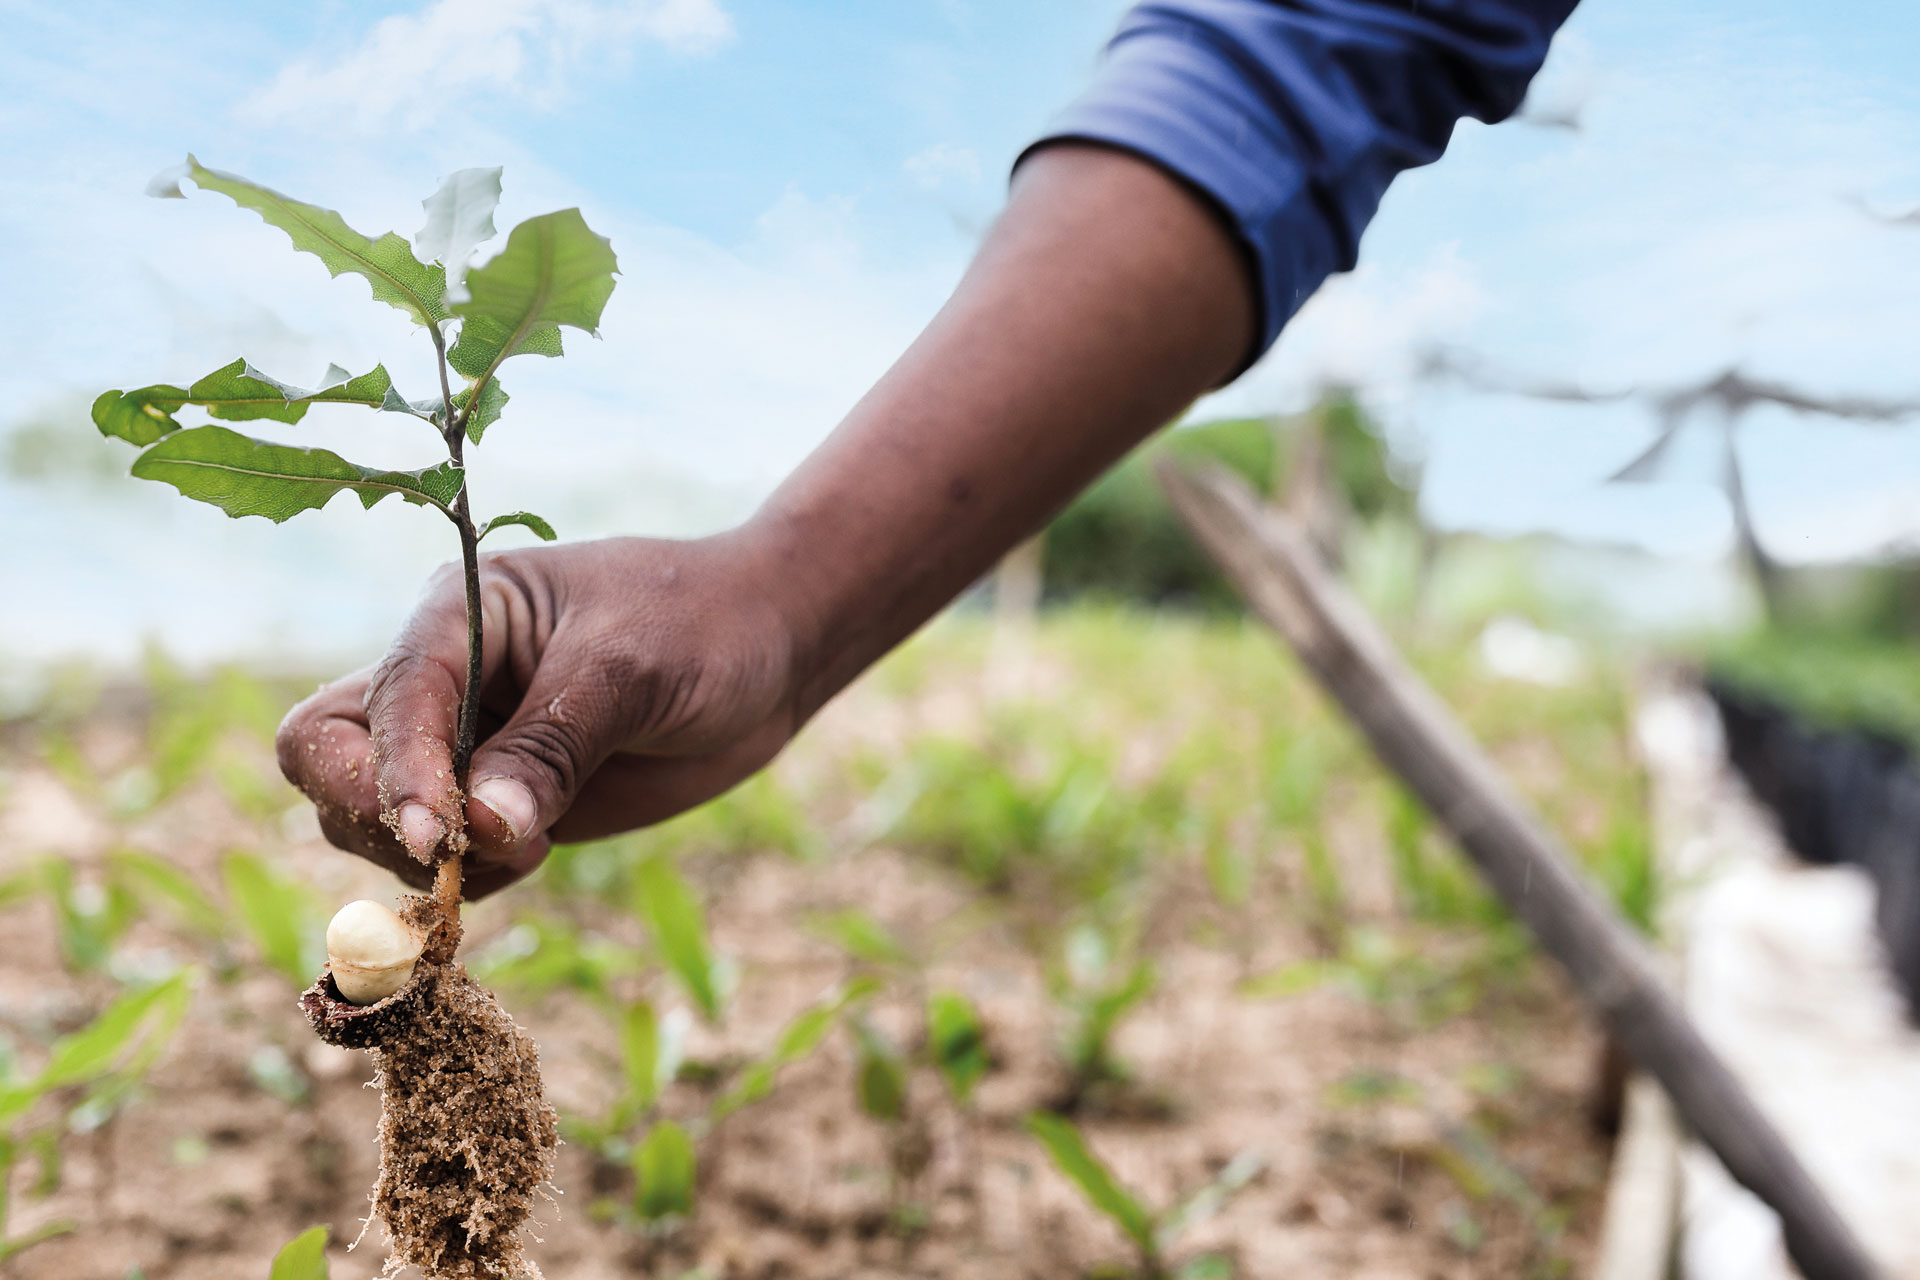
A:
[
  {"left": 397, "top": 803, "right": 444, "bottom": 858},
  {"left": 472, "top": 777, "right": 537, "bottom": 844}
]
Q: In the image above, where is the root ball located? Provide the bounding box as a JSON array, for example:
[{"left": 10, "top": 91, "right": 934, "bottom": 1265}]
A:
[{"left": 301, "top": 959, "right": 557, "bottom": 1278}]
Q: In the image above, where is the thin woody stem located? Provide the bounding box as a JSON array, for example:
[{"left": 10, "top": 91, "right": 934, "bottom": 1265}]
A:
[{"left": 428, "top": 323, "right": 482, "bottom": 924}]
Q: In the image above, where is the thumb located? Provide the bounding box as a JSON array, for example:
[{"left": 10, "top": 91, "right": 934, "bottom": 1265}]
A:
[{"left": 461, "top": 644, "right": 634, "bottom": 869}]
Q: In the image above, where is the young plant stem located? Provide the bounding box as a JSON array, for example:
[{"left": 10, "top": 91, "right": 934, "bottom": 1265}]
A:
[{"left": 430, "top": 326, "right": 484, "bottom": 923}]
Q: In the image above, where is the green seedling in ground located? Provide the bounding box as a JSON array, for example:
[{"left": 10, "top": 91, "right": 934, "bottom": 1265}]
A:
[
  {"left": 634, "top": 855, "right": 732, "bottom": 1022},
  {"left": 1025, "top": 1111, "right": 1264, "bottom": 1279},
  {"left": 631, "top": 1119, "right": 697, "bottom": 1223},
  {"left": 268, "top": 1226, "right": 330, "bottom": 1279},
  {"left": 711, "top": 978, "right": 883, "bottom": 1121},
  {"left": 0, "top": 972, "right": 193, "bottom": 1262},
  {"left": 221, "top": 851, "right": 327, "bottom": 987},
  {"left": 1050, "top": 921, "right": 1157, "bottom": 1104},
  {"left": 925, "top": 989, "right": 991, "bottom": 1104},
  {"left": 1240, "top": 922, "right": 1531, "bottom": 1028}
]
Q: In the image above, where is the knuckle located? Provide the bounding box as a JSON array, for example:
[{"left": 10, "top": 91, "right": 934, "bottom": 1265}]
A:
[
  {"left": 601, "top": 632, "right": 701, "bottom": 741},
  {"left": 498, "top": 715, "right": 593, "bottom": 802}
]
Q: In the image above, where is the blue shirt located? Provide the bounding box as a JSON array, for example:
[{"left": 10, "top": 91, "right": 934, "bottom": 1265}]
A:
[{"left": 1025, "top": 0, "right": 1580, "bottom": 366}]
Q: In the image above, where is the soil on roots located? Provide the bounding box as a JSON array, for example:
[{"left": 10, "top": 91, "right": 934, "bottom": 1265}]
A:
[{"left": 303, "top": 957, "right": 556, "bottom": 1279}]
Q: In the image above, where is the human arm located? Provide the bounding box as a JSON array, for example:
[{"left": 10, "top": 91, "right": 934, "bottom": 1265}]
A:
[{"left": 277, "top": 0, "right": 1576, "bottom": 892}]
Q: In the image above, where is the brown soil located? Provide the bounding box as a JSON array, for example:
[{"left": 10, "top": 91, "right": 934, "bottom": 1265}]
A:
[
  {"left": 0, "top": 668, "right": 1617, "bottom": 1280},
  {"left": 303, "top": 957, "right": 557, "bottom": 1279}
]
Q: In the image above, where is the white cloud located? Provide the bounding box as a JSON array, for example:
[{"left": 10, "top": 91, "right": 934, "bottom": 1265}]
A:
[
  {"left": 249, "top": 0, "right": 735, "bottom": 130},
  {"left": 903, "top": 142, "right": 982, "bottom": 191}
]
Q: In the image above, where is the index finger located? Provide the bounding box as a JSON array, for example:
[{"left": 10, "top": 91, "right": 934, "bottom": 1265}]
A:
[{"left": 362, "top": 565, "right": 471, "bottom": 863}]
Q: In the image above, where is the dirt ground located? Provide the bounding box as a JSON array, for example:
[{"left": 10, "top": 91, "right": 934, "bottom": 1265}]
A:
[{"left": 0, "top": 652, "right": 1616, "bottom": 1280}]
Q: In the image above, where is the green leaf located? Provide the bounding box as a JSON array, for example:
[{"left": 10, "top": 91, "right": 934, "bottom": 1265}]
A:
[
  {"left": 108, "top": 850, "right": 225, "bottom": 939},
  {"left": 1156, "top": 1148, "right": 1266, "bottom": 1254},
  {"left": 415, "top": 166, "right": 503, "bottom": 301},
  {"left": 33, "top": 971, "right": 191, "bottom": 1098},
  {"left": 92, "top": 385, "right": 188, "bottom": 446},
  {"left": 158, "top": 157, "right": 448, "bottom": 325},
  {"left": 711, "top": 978, "right": 878, "bottom": 1119},
  {"left": 447, "top": 208, "right": 618, "bottom": 383},
  {"left": 454, "top": 378, "right": 509, "bottom": 443},
  {"left": 850, "top": 1018, "right": 907, "bottom": 1122},
  {"left": 380, "top": 385, "right": 446, "bottom": 422},
  {"left": 1024, "top": 1112, "right": 1156, "bottom": 1255},
  {"left": 131, "top": 426, "right": 463, "bottom": 522},
  {"left": 632, "top": 1121, "right": 695, "bottom": 1220},
  {"left": 268, "top": 1225, "right": 331, "bottom": 1280},
  {"left": 926, "top": 990, "right": 990, "bottom": 1104},
  {"left": 478, "top": 511, "right": 556, "bottom": 543},
  {"left": 619, "top": 1000, "right": 660, "bottom": 1114},
  {"left": 1070, "top": 962, "right": 1156, "bottom": 1078},
  {"left": 1238, "top": 960, "right": 1339, "bottom": 1000},
  {"left": 808, "top": 909, "right": 911, "bottom": 968},
  {"left": 221, "top": 853, "right": 323, "bottom": 987},
  {"left": 634, "top": 856, "right": 722, "bottom": 1021},
  {"left": 233, "top": 361, "right": 397, "bottom": 413}
]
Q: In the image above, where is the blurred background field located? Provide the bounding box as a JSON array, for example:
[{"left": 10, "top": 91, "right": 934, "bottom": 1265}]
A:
[
  {"left": 11, "top": 386, "right": 1920, "bottom": 1277},
  {"left": 5, "top": 0, "right": 1920, "bottom": 1275},
  {"left": 0, "top": 590, "right": 1659, "bottom": 1278}
]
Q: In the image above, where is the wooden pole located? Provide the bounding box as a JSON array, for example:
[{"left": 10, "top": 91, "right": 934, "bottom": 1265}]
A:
[{"left": 1156, "top": 460, "right": 1880, "bottom": 1280}]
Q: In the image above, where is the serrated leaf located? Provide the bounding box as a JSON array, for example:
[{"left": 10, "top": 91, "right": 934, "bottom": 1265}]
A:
[
  {"left": 415, "top": 166, "right": 502, "bottom": 302},
  {"left": 380, "top": 385, "right": 445, "bottom": 421},
  {"left": 1024, "top": 1112, "right": 1156, "bottom": 1254},
  {"left": 131, "top": 426, "right": 462, "bottom": 522},
  {"left": 455, "top": 379, "right": 509, "bottom": 443},
  {"left": 926, "top": 990, "right": 989, "bottom": 1103},
  {"left": 447, "top": 208, "right": 618, "bottom": 384},
  {"left": 92, "top": 385, "right": 189, "bottom": 445},
  {"left": 237, "top": 361, "right": 395, "bottom": 411},
  {"left": 478, "top": 510, "right": 556, "bottom": 542},
  {"left": 632, "top": 1121, "right": 695, "bottom": 1220},
  {"left": 634, "top": 856, "right": 722, "bottom": 1021},
  {"left": 268, "top": 1225, "right": 331, "bottom": 1280},
  {"left": 161, "top": 156, "right": 448, "bottom": 326},
  {"left": 96, "top": 361, "right": 397, "bottom": 445}
]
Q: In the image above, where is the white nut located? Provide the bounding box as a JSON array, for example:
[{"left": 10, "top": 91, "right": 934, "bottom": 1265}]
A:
[{"left": 326, "top": 900, "right": 426, "bottom": 1005}]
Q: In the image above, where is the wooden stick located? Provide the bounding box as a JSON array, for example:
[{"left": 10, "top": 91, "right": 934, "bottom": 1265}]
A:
[{"left": 1157, "top": 460, "right": 1880, "bottom": 1280}]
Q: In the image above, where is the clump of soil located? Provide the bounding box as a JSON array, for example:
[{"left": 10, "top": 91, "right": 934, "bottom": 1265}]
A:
[{"left": 302, "top": 893, "right": 556, "bottom": 1279}]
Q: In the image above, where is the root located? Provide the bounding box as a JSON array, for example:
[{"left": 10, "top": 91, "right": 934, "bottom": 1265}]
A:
[{"left": 302, "top": 961, "right": 556, "bottom": 1279}]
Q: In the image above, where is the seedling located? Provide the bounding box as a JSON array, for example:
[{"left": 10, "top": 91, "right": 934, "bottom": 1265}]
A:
[
  {"left": 94, "top": 157, "right": 618, "bottom": 1278},
  {"left": 0, "top": 972, "right": 192, "bottom": 1263},
  {"left": 270, "top": 1226, "right": 331, "bottom": 1280},
  {"left": 1052, "top": 921, "right": 1157, "bottom": 1105},
  {"left": 1024, "top": 1111, "right": 1263, "bottom": 1279}
]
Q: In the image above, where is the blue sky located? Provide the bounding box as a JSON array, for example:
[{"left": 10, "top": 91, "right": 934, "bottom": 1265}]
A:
[{"left": 2, "top": 0, "right": 1918, "bottom": 665}]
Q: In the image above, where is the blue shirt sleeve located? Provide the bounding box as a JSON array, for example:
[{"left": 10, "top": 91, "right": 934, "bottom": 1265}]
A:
[{"left": 1022, "top": 0, "right": 1579, "bottom": 367}]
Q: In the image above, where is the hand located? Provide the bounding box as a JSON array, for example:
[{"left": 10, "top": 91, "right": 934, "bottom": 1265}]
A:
[
  {"left": 279, "top": 146, "right": 1251, "bottom": 899},
  {"left": 276, "top": 534, "right": 803, "bottom": 897}
]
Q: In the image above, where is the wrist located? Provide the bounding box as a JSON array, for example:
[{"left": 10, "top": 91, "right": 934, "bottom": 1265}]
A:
[{"left": 712, "top": 508, "right": 836, "bottom": 726}]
